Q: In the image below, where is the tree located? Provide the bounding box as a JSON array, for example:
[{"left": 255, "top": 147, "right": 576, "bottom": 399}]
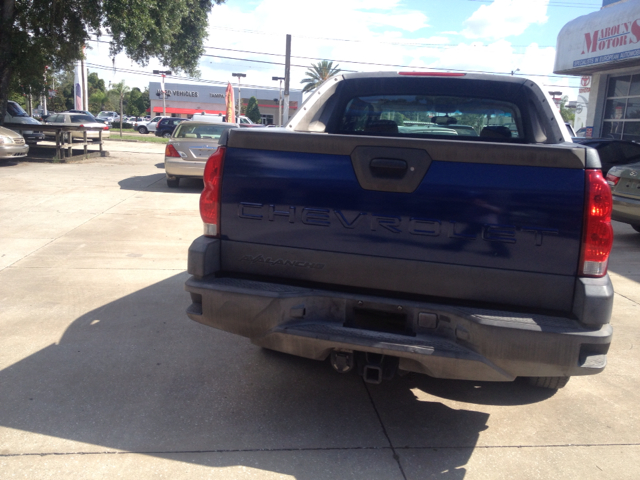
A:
[
  {"left": 87, "top": 72, "right": 105, "bottom": 97},
  {"left": 89, "top": 90, "right": 107, "bottom": 114},
  {"left": 560, "top": 96, "right": 575, "bottom": 124},
  {"left": 0, "top": 0, "right": 224, "bottom": 125},
  {"left": 300, "top": 60, "right": 341, "bottom": 93},
  {"left": 245, "top": 96, "right": 261, "bottom": 123},
  {"left": 127, "top": 88, "right": 143, "bottom": 117}
]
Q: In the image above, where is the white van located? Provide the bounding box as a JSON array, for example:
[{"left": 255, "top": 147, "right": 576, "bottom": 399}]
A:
[
  {"left": 4, "top": 101, "right": 45, "bottom": 144},
  {"left": 192, "top": 112, "right": 257, "bottom": 125}
]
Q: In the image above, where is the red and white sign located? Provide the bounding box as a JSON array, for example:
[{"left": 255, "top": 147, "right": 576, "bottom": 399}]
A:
[{"left": 554, "top": 2, "right": 640, "bottom": 73}]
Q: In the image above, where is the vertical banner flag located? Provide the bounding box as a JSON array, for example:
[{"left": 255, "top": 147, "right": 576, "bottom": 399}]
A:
[
  {"left": 225, "top": 82, "right": 235, "bottom": 123},
  {"left": 74, "top": 61, "right": 83, "bottom": 110}
]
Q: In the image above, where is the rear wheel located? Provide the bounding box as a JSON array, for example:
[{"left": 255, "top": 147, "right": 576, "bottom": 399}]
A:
[
  {"left": 632, "top": 225, "right": 640, "bottom": 233},
  {"left": 166, "top": 177, "right": 180, "bottom": 188},
  {"left": 527, "top": 376, "right": 570, "bottom": 389},
  {"left": 138, "top": 126, "right": 148, "bottom": 134},
  {"left": 162, "top": 132, "right": 171, "bottom": 138}
]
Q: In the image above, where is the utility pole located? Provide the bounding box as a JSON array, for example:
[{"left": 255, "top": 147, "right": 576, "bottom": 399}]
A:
[
  {"left": 153, "top": 70, "right": 172, "bottom": 116},
  {"left": 272, "top": 76, "right": 284, "bottom": 126},
  {"left": 42, "top": 66, "right": 48, "bottom": 116},
  {"left": 120, "top": 88, "right": 124, "bottom": 138},
  {"left": 232, "top": 73, "right": 246, "bottom": 120},
  {"left": 283, "top": 34, "right": 291, "bottom": 125},
  {"left": 161, "top": 74, "right": 166, "bottom": 116}
]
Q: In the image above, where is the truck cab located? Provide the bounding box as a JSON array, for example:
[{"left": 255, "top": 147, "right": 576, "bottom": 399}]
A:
[{"left": 4, "top": 101, "right": 45, "bottom": 144}]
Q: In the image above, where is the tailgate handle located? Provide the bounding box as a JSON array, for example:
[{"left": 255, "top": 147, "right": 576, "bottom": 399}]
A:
[{"left": 369, "top": 158, "right": 407, "bottom": 178}]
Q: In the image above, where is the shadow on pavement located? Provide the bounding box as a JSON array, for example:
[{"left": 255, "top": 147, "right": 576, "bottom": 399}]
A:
[
  {"left": 118, "top": 174, "right": 203, "bottom": 193},
  {"left": 0, "top": 273, "right": 549, "bottom": 478},
  {"left": 0, "top": 159, "right": 20, "bottom": 167}
]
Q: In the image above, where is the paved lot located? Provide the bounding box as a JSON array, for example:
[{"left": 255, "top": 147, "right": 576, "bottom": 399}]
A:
[{"left": 1, "top": 144, "right": 639, "bottom": 479}]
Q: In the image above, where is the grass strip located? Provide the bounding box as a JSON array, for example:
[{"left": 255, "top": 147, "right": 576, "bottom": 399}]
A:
[{"left": 107, "top": 135, "right": 169, "bottom": 144}]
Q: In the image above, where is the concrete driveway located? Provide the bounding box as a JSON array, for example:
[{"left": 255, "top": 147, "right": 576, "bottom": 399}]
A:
[{"left": 1, "top": 144, "right": 639, "bottom": 479}]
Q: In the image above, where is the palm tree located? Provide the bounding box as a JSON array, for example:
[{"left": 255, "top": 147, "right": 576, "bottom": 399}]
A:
[{"left": 300, "top": 61, "right": 341, "bottom": 93}]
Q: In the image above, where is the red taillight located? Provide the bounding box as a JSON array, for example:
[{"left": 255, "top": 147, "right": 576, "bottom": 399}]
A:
[
  {"left": 165, "top": 144, "right": 180, "bottom": 157},
  {"left": 579, "top": 169, "right": 613, "bottom": 277},
  {"left": 200, "top": 147, "right": 226, "bottom": 237},
  {"left": 398, "top": 72, "right": 466, "bottom": 76},
  {"left": 104, "top": 125, "right": 109, "bottom": 130},
  {"left": 606, "top": 172, "right": 620, "bottom": 186}
]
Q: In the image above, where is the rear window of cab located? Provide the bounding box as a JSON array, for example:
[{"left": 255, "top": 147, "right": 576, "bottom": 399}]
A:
[{"left": 339, "top": 94, "right": 524, "bottom": 141}]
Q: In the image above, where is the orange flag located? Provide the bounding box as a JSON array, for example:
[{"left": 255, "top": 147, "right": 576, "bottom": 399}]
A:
[{"left": 225, "top": 82, "right": 236, "bottom": 123}]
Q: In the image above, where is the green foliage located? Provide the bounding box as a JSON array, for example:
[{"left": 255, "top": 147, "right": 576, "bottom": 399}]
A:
[
  {"left": 0, "top": 0, "right": 224, "bottom": 125},
  {"left": 88, "top": 72, "right": 105, "bottom": 96},
  {"left": 89, "top": 90, "right": 107, "bottom": 114},
  {"left": 127, "top": 88, "right": 141, "bottom": 116},
  {"left": 137, "top": 88, "right": 151, "bottom": 116},
  {"left": 300, "top": 60, "right": 341, "bottom": 93},
  {"left": 245, "top": 96, "right": 261, "bottom": 123},
  {"left": 560, "top": 96, "right": 575, "bottom": 124}
]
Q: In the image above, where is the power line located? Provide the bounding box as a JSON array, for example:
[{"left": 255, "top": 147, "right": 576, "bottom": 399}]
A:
[
  {"left": 85, "top": 61, "right": 582, "bottom": 95},
  {"left": 466, "top": 0, "right": 600, "bottom": 7},
  {"left": 87, "top": 38, "right": 578, "bottom": 80},
  {"left": 83, "top": 62, "right": 296, "bottom": 91}
]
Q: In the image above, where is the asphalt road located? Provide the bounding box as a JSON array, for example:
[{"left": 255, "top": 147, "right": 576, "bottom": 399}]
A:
[{"left": 1, "top": 144, "right": 639, "bottom": 479}]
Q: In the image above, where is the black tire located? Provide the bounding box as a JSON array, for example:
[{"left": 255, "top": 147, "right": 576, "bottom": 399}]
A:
[
  {"left": 167, "top": 177, "right": 180, "bottom": 188},
  {"left": 527, "top": 376, "right": 570, "bottom": 389},
  {"left": 632, "top": 225, "right": 640, "bottom": 233},
  {"left": 138, "top": 126, "right": 148, "bottom": 134},
  {"left": 162, "top": 132, "right": 171, "bottom": 138}
]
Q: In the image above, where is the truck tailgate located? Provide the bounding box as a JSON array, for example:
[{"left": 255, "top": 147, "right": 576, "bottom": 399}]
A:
[{"left": 218, "top": 132, "right": 586, "bottom": 312}]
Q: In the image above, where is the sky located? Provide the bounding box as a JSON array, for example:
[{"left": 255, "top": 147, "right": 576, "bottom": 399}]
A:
[{"left": 83, "top": 0, "right": 604, "bottom": 101}]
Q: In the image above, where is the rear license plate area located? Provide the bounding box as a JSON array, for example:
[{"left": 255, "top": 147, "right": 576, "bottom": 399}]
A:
[{"left": 344, "top": 303, "right": 414, "bottom": 336}]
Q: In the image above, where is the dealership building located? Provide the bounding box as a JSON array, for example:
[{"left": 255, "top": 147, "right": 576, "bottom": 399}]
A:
[
  {"left": 555, "top": 0, "right": 640, "bottom": 139},
  {"left": 148, "top": 81, "right": 303, "bottom": 125}
]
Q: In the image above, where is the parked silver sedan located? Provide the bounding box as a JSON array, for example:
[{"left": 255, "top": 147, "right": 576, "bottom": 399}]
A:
[
  {"left": 607, "top": 161, "right": 640, "bottom": 233},
  {"left": 45, "top": 113, "right": 111, "bottom": 140},
  {"left": 0, "top": 126, "right": 29, "bottom": 158},
  {"left": 164, "top": 121, "right": 238, "bottom": 188}
]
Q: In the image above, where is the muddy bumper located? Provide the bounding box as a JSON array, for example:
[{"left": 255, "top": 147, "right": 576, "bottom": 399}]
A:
[{"left": 185, "top": 273, "right": 612, "bottom": 382}]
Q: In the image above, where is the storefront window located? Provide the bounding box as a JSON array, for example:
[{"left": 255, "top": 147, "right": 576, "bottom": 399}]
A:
[
  {"left": 602, "top": 74, "right": 640, "bottom": 140},
  {"left": 604, "top": 99, "right": 626, "bottom": 119},
  {"left": 607, "top": 76, "right": 630, "bottom": 97}
]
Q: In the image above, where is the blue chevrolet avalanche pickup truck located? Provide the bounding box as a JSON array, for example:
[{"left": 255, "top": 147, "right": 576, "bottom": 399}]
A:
[{"left": 185, "top": 72, "right": 614, "bottom": 390}]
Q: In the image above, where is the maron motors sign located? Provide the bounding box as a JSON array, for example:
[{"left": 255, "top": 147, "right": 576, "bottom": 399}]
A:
[
  {"left": 576, "top": 19, "right": 640, "bottom": 67},
  {"left": 555, "top": 2, "right": 640, "bottom": 74}
]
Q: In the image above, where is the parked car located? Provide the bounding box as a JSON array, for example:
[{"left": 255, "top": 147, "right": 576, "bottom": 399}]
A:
[
  {"left": 154, "top": 117, "right": 186, "bottom": 138},
  {"left": 574, "top": 138, "right": 640, "bottom": 174},
  {"left": 164, "top": 121, "right": 238, "bottom": 187},
  {"left": 606, "top": 162, "right": 640, "bottom": 233},
  {"left": 66, "top": 110, "right": 109, "bottom": 125},
  {"left": 3, "top": 100, "right": 45, "bottom": 144},
  {"left": 96, "top": 111, "right": 120, "bottom": 123},
  {"left": 45, "top": 113, "right": 111, "bottom": 140},
  {"left": 137, "top": 116, "right": 167, "bottom": 134},
  {"left": 0, "top": 126, "right": 29, "bottom": 158},
  {"left": 565, "top": 123, "right": 576, "bottom": 137},
  {"left": 192, "top": 112, "right": 263, "bottom": 127}
]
